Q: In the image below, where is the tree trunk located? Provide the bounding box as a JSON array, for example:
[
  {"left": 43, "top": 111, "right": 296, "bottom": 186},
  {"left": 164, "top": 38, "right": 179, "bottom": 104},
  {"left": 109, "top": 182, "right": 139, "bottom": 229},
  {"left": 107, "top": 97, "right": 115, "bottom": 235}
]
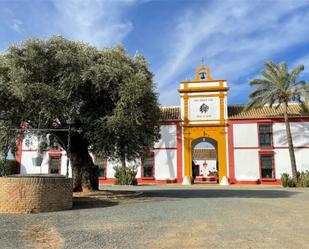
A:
[
  {"left": 283, "top": 101, "right": 298, "bottom": 184},
  {"left": 121, "top": 153, "right": 126, "bottom": 169},
  {"left": 70, "top": 134, "right": 98, "bottom": 192}
]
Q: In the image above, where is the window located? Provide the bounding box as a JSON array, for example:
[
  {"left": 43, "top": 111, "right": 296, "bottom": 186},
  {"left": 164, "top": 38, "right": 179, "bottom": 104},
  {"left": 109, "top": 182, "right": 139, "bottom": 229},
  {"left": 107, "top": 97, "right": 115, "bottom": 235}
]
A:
[
  {"left": 96, "top": 156, "right": 106, "bottom": 177},
  {"left": 49, "top": 156, "right": 61, "bottom": 174},
  {"left": 142, "top": 152, "right": 154, "bottom": 178},
  {"left": 260, "top": 154, "right": 274, "bottom": 179},
  {"left": 259, "top": 124, "right": 272, "bottom": 147}
]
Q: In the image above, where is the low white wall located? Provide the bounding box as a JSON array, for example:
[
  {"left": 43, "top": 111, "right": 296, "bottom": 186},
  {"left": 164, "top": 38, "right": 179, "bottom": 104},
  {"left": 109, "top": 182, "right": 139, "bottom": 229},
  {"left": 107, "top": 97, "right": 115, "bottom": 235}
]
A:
[
  {"left": 233, "top": 123, "right": 258, "bottom": 147},
  {"left": 234, "top": 150, "right": 259, "bottom": 180},
  {"left": 20, "top": 151, "right": 72, "bottom": 177}
]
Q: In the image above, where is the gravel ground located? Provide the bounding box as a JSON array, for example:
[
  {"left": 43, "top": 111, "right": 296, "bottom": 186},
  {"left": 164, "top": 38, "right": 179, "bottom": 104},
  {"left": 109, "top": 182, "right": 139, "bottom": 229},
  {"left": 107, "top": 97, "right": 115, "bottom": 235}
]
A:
[{"left": 1, "top": 184, "right": 309, "bottom": 249}]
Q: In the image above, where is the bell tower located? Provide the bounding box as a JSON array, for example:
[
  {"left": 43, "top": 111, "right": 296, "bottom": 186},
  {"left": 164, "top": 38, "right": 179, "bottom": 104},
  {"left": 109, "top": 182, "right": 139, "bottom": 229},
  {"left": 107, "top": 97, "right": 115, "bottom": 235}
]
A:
[{"left": 178, "top": 64, "right": 229, "bottom": 184}]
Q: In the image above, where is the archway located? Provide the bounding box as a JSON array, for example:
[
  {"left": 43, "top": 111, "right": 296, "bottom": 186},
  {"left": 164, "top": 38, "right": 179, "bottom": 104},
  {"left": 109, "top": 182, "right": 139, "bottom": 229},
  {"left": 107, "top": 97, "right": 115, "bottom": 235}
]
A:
[{"left": 192, "top": 137, "right": 218, "bottom": 183}]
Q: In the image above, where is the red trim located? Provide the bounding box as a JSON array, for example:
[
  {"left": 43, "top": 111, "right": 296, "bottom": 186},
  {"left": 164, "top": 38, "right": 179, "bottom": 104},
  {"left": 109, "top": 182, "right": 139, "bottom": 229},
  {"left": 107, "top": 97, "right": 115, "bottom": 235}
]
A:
[
  {"left": 48, "top": 148, "right": 62, "bottom": 174},
  {"left": 99, "top": 178, "right": 178, "bottom": 184},
  {"left": 234, "top": 146, "right": 309, "bottom": 149},
  {"left": 259, "top": 152, "right": 276, "bottom": 180},
  {"left": 99, "top": 177, "right": 281, "bottom": 185},
  {"left": 227, "top": 121, "right": 235, "bottom": 183},
  {"left": 15, "top": 138, "right": 23, "bottom": 174},
  {"left": 232, "top": 180, "right": 281, "bottom": 185},
  {"left": 195, "top": 176, "right": 217, "bottom": 182},
  {"left": 99, "top": 178, "right": 114, "bottom": 184},
  {"left": 273, "top": 146, "right": 309, "bottom": 149},
  {"left": 229, "top": 117, "right": 309, "bottom": 124},
  {"left": 257, "top": 122, "right": 273, "bottom": 148},
  {"left": 176, "top": 122, "right": 183, "bottom": 183},
  {"left": 160, "top": 121, "right": 181, "bottom": 126},
  {"left": 141, "top": 151, "right": 155, "bottom": 179},
  {"left": 153, "top": 147, "right": 177, "bottom": 150}
]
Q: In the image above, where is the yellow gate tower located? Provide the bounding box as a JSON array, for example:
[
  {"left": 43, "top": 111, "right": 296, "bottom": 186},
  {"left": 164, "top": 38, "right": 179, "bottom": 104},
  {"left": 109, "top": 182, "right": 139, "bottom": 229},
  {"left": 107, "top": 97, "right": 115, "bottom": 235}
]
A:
[{"left": 178, "top": 64, "right": 229, "bottom": 184}]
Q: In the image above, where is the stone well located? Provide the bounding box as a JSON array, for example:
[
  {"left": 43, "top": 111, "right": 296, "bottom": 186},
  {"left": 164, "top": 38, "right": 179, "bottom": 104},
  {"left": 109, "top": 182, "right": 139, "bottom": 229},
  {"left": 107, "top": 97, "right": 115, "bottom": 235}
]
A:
[{"left": 0, "top": 174, "right": 72, "bottom": 213}]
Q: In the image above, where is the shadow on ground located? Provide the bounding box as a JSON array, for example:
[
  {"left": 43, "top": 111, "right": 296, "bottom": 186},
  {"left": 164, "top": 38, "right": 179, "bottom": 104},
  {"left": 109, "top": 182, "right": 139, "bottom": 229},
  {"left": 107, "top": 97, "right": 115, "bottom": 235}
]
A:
[
  {"left": 73, "top": 197, "right": 118, "bottom": 210},
  {"left": 140, "top": 189, "right": 299, "bottom": 199}
]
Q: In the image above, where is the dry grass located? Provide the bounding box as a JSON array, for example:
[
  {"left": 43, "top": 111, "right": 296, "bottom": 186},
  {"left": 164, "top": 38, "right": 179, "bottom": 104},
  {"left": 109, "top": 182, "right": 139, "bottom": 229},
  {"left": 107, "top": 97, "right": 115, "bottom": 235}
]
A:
[{"left": 22, "top": 225, "right": 64, "bottom": 249}]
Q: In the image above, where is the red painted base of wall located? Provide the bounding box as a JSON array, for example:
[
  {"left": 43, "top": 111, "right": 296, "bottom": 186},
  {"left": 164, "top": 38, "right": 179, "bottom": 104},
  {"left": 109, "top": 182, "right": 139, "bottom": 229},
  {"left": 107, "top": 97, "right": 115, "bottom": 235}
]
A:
[
  {"left": 195, "top": 176, "right": 217, "bottom": 183},
  {"left": 99, "top": 178, "right": 179, "bottom": 185},
  {"left": 99, "top": 177, "right": 281, "bottom": 185},
  {"left": 230, "top": 179, "right": 281, "bottom": 185}
]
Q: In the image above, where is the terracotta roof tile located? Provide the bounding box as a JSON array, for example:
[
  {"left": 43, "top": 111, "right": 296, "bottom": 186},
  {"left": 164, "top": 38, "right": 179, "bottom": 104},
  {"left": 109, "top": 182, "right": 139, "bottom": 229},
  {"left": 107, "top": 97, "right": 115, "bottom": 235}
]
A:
[
  {"left": 160, "top": 106, "right": 181, "bottom": 121},
  {"left": 228, "top": 104, "right": 309, "bottom": 119},
  {"left": 193, "top": 148, "right": 216, "bottom": 160},
  {"left": 160, "top": 104, "right": 309, "bottom": 121}
]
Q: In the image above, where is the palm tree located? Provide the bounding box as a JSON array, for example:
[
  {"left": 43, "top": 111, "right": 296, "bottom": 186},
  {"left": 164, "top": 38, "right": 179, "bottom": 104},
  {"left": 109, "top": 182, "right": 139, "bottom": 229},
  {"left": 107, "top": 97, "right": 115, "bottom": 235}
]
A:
[{"left": 246, "top": 61, "right": 309, "bottom": 184}]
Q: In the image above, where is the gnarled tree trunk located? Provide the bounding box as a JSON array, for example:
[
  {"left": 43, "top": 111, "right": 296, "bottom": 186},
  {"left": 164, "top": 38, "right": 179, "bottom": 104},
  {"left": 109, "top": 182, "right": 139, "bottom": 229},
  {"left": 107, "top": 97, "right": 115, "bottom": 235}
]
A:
[{"left": 70, "top": 134, "right": 98, "bottom": 192}]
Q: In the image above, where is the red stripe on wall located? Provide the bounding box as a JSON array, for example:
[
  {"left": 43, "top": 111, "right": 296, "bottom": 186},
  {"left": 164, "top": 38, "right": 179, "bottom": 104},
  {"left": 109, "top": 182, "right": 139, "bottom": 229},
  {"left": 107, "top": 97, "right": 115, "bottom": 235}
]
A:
[
  {"left": 234, "top": 146, "right": 309, "bottom": 150},
  {"left": 176, "top": 122, "right": 183, "bottom": 183},
  {"left": 153, "top": 148, "right": 177, "bottom": 150},
  {"left": 227, "top": 121, "right": 235, "bottom": 184},
  {"left": 98, "top": 178, "right": 178, "bottom": 185}
]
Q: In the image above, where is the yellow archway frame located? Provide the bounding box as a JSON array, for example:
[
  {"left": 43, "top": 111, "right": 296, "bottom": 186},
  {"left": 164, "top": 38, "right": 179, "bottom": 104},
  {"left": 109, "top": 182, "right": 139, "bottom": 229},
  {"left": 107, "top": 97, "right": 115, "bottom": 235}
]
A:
[{"left": 178, "top": 64, "right": 229, "bottom": 183}]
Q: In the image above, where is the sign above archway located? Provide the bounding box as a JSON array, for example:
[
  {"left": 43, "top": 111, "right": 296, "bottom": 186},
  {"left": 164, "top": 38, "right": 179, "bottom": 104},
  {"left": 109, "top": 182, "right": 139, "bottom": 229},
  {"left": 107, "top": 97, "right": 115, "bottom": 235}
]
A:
[{"left": 178, "top": 64, "right": 229, "bottom": 126}]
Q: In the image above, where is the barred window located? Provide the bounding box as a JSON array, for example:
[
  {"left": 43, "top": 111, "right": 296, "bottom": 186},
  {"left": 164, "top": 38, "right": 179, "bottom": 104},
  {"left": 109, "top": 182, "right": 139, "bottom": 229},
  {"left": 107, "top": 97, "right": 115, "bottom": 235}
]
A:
[
  {"left": 261, "top": 155, "right": 274, "bottom": 179},
  {"left": 142, "top": 152, "right": 154, "bottom": 178},
  {"left": 259, "top": 124, "right": 272, "bottom": 147}
]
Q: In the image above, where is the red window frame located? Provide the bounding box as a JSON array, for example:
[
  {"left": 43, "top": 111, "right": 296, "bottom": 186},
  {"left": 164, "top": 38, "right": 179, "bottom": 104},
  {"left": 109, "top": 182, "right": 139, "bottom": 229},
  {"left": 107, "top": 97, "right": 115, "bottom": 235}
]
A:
[
  {"left": 258, "top": 122, "right": 273, "bottom": 148},
  {"left": 259, "top": 151, "right": 276, "bottom": 181},
  {"left": 48, "top": 154, "right": 62, "bottom": 174},
  {"left": 141, "top": 151, "right": 155, "bottom": 179}
]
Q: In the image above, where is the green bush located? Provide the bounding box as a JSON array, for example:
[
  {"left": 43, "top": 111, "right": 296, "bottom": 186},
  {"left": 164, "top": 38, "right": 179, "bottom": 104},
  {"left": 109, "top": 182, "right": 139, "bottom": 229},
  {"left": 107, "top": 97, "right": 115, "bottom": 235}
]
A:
[
  {"left": 114, "top": 165, "right": 137, "bottom": 185},
  {"left": 0, "top": 160, "right": 17, "bottom": 176},
  {"left": 280, "top": 173, "right": 295, "bottom": 187},
  {"left": 297, "top": 171, "right": 309, "bottom": 187}
]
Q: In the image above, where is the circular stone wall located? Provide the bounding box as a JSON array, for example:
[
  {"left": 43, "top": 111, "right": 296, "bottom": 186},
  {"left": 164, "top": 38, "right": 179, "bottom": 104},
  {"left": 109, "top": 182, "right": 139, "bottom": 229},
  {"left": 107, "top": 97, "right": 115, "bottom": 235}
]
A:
[{"left": 0, "top": 175, "right": 72, "bottom": 213}]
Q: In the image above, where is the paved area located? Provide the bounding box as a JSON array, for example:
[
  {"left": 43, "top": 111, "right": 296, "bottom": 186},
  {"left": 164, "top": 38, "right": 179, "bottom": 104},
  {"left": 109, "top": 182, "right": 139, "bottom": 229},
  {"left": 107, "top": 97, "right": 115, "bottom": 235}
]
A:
[{"left": 1, "top": 184, "right": 309, "bottom": 249}]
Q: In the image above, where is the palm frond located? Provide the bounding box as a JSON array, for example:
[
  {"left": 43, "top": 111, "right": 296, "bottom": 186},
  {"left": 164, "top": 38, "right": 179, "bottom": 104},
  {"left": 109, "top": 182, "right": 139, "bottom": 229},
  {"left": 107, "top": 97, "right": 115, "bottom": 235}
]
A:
[
  {"left": 289, "top": 64, "right": 304, "bottom": 84},
  {"left": 250, "top": 78, "right": 272, "bottom": 86}
]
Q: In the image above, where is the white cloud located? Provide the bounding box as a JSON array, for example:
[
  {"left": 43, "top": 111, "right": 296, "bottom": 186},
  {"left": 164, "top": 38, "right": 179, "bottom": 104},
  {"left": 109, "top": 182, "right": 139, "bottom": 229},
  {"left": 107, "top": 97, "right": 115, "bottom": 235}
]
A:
[
  {"left": 10, "top": 19, "right": 23, "bottom": 34},
  {"left": 51, "top": 0, "right": 138, "bottom": 48},
  {"left": 156, "top": 0, "right": 309, "bottom": 105}
]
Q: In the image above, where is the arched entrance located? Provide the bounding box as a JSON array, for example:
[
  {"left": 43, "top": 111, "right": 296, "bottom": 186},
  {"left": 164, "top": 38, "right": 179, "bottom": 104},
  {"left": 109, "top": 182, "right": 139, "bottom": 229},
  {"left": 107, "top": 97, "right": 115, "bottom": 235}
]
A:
[{"left": 192, "top": 137, "right": 218, "bottom": 183}]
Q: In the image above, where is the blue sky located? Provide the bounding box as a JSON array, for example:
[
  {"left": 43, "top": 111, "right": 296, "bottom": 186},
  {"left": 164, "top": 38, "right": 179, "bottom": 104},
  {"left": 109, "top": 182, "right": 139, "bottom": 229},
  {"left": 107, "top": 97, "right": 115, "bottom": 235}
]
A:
[{"left": 1, "top": 0, "right": 309, "bottom": 106}]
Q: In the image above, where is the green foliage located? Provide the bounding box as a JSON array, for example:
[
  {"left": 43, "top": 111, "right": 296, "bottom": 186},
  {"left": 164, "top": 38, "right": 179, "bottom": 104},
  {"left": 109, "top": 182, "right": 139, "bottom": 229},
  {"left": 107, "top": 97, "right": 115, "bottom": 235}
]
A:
[
  {"left": 246, "top": 62, "right": 309, "bottom": 110},
  {"left": 297, "top": 171, "right": 309, "bottom": 187},
  {"left": 0, "top": 36, "right": 160, "bottom": 158},
  {"left": 113, "top": 165, "right": 137, "bottom": 185},
  {"left": 280, "top": 173, "right": 295, "bottom": 187},
  {"left": 0, "top": 160, "right": 17, "bottom": 176},
  {"left": 0, "top": 36, "right": 160, "bottom": 190}
]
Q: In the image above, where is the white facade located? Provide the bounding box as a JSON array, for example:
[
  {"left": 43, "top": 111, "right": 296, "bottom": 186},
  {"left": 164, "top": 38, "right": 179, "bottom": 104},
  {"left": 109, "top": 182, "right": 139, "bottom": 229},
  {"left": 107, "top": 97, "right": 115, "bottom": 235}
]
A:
[
  {"left": 17, "top": 134, "right": 72, "bottom": 177},
  {"left": 102, "top": 124, "right": 179, "bottom": 183},
  {"left": 231, "top": 121, "right": 309, "bottom": 183}
]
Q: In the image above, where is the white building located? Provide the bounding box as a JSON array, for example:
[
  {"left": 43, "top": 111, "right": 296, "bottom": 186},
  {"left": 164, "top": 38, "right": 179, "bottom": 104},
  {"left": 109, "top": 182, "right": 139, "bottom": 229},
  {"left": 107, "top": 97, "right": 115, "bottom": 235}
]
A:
[{"left": 14, "top": 65, "right": 309, "bottom": 185}]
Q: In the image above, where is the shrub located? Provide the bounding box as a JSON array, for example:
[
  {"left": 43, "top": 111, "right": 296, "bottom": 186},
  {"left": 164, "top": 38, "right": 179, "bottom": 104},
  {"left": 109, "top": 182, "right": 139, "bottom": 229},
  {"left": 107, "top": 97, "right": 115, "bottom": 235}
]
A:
[
  {"left": 114, "top": 165, "right": 137, "bottom": 185},
  {"left": 297, "top": 171, "right": 309, "bottom": 187},
  {"left": 280, "top": 173, "right": 295, "bottom": 187},
  {"left": 0, "top": 160, "right": 17, "bottom": 176}
]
